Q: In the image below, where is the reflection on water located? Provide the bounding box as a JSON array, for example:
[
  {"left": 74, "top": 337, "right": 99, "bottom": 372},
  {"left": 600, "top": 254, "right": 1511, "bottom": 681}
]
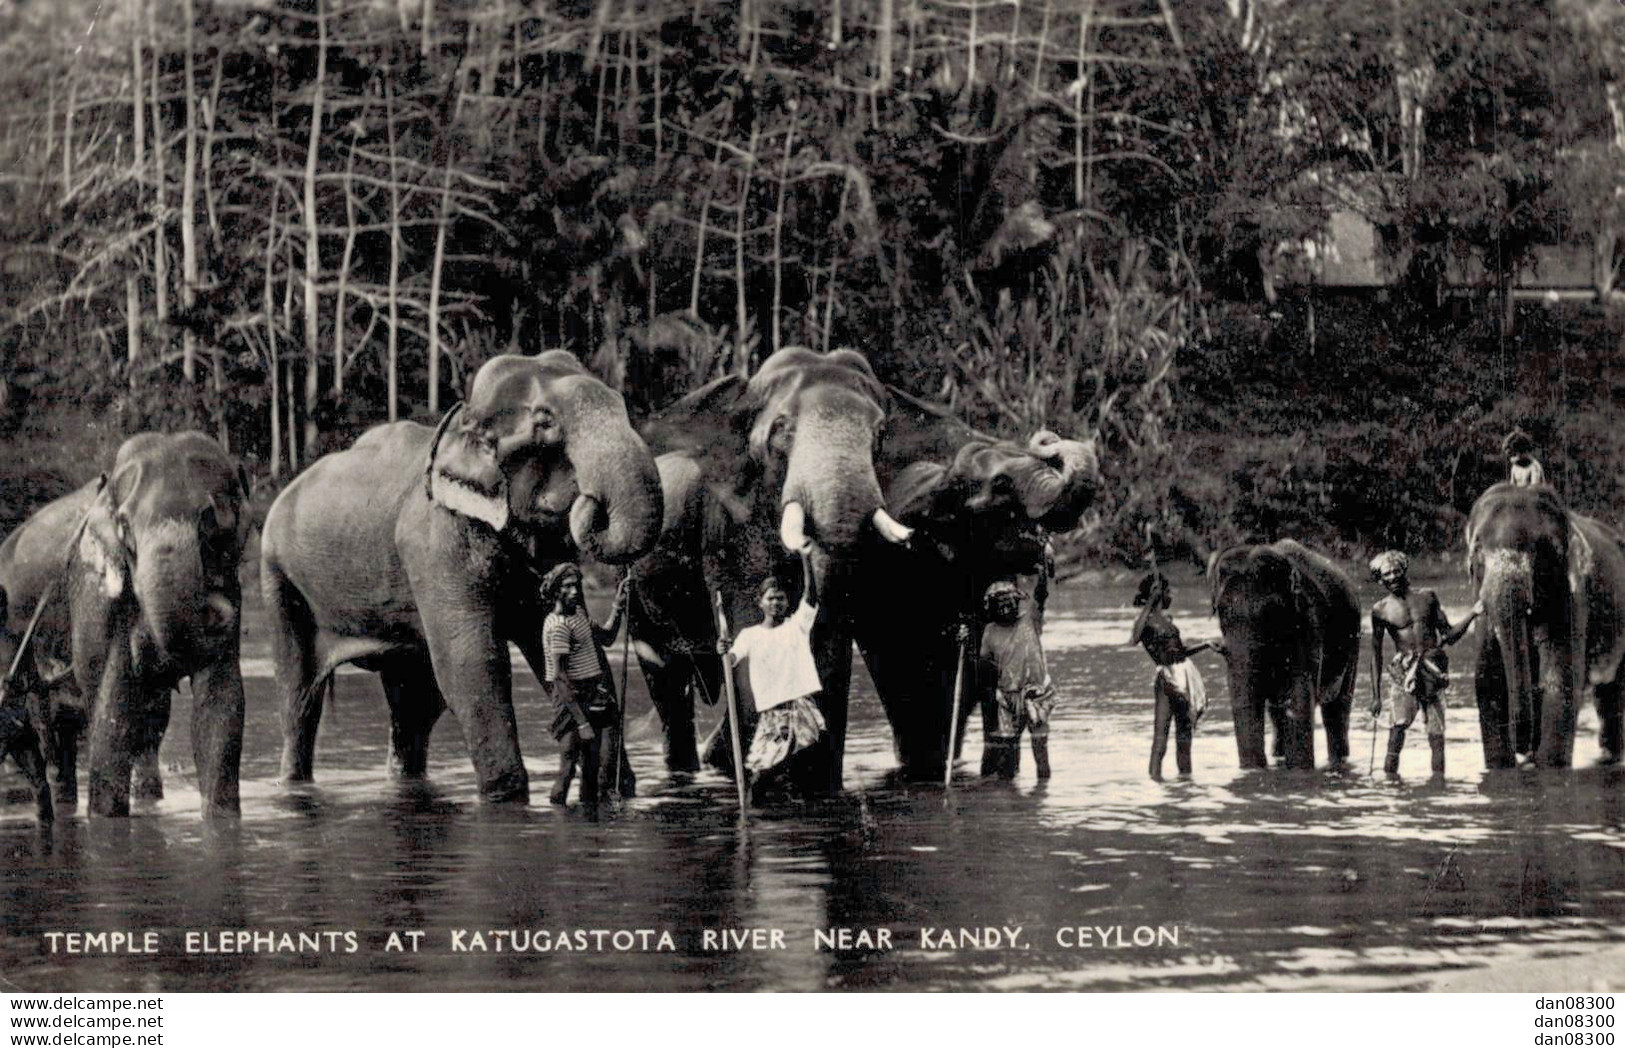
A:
[{"left": 4, "top": 580, "right": 1624, "bottom": 991}]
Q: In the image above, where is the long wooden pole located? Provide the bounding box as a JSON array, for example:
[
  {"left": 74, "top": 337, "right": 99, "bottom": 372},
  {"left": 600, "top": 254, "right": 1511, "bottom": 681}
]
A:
[
  {"left": 713, "top": 591, "right": 750, "bottom": 815},
  {"left": 944, "top": 635, "right": 967, "bottom": 797},
  {"left": 615, "top": 575, "right": 634, "bottom": 796}
]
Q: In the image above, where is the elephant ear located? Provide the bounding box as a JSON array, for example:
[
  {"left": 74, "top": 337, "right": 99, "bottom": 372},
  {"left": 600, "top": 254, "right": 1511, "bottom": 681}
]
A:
[
  {"left": 426, "top": 402, "right": 512, "bottom": 532},
  {"left": 79, "top": 473, "right": 132, "bottom": 599},
  {"left": 1206, "top": 546, "right": 1250, "bottom": 615},
  {"left": 642, "top": 373, "right": 757, "bottom": 524},
  {"left": 885, "top": 460, "right": 952, "bottom": 525}
]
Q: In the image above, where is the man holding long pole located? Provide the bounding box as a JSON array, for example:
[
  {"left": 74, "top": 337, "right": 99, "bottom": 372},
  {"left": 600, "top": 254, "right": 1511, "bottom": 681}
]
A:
[{"left": 714, "top": 546, "right": 826, "bottom": 796}]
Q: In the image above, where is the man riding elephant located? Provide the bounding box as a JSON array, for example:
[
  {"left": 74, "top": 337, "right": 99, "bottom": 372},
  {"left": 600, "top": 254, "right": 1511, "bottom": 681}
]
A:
[{"left": 261, "top": 350, "right": 663, "bottom": 803}]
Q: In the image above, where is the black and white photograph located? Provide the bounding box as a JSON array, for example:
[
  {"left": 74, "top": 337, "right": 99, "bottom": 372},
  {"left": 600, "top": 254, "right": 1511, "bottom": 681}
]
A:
[{"left": 2, "top": 0, "right": 1624, "bottom": 998}]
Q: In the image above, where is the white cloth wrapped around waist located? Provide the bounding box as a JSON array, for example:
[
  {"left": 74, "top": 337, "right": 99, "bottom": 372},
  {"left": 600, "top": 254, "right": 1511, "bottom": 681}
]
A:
[{"left": 1156, "top": 659, "right": 1208, "bottom": 718}]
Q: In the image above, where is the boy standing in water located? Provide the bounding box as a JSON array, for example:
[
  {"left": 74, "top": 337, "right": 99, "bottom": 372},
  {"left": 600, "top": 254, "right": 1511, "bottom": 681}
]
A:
[
  {"left": 975, "top": 577, "right": 1056, "bottom": 780},
  {"left": 1131, "top": 572, "right": 1222, "bottom": 780},
  {"left": 1368, "top": 551, "right": 1483, "bottom": 778},
  {"left": 540, "top": 564, "right": 633, "bottom": 806},
  {"left": 715, "top": 548, "right": 826, "bottom": 782}
]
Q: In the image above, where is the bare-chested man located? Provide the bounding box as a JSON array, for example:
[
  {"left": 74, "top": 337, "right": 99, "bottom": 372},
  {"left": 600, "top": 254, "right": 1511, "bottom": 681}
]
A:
[{"left": 1369, "top": 550, "right": 1484, "bottom": 778}]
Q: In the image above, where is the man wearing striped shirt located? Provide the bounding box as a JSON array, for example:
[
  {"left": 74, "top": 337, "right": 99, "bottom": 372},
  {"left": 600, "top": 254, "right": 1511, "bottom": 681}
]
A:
[{"left": 540, "top": 563, "right": 631, "bottom": 806}]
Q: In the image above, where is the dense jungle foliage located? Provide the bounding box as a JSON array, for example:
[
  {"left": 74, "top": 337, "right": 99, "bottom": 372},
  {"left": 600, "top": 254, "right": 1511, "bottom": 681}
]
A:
[{"left": 2, "top": 0, "right": 1623, "bottom": 562}]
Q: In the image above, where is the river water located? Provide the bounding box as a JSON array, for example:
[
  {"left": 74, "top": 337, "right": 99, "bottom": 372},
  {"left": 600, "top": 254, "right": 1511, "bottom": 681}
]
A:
[{"left": 4, "top": 574, "right": 1624, "bottom": 992}]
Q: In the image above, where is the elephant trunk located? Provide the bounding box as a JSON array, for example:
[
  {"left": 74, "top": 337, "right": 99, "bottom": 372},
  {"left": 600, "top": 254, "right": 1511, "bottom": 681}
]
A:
[
  {"left": 564, "top": 397, "right": 664, "bottom": 565},
  {"left": 1482, "top": 550, "right": 1537, "bottom": 757},
  {"left": 132, "top": 520, "right": 209, "bottom": 664},
  {"left": 782, "top": 412, "right": 886, "bottom": 555},
  {"left": 1023, "top": 431, "right": 1101, "bottom": 528}
]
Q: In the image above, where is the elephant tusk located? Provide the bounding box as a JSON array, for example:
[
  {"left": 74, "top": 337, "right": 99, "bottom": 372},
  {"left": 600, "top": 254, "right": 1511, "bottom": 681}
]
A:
[
  {"left": 570, "top": 494, "right": 603, "bottom": 554},
  {"left": 871, "top": 507, "right": 914, "bottom": 546},
  {"left": 779, "top": 501, "right": 810, "bottom": 552}
]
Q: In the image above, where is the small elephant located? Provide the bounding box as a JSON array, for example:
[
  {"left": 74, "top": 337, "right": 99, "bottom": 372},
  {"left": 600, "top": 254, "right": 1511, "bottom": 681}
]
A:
[
  {"left": 261, "top": 351, "right": 664, "bottom": 802},
  {"left": 1465, "top": 483, "right": 1625, "bottom": 768},
  {"left": 0, "top": 432, "right": 252, "bottom": 817},
  {"left": 1209, "top": 540, "right": 1361, "bottom": 771}
]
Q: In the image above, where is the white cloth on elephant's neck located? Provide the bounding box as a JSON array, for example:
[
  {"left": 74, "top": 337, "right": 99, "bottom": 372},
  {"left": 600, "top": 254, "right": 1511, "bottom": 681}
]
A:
[{"left": 730, "top": 601, "right": 821, "bottom": 712}]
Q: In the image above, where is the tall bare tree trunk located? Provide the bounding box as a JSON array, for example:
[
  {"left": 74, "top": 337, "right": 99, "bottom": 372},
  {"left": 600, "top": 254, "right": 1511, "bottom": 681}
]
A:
[
  {"left": 428, "top": 145, "right": 456, "bottom": 415},
  {"left": 876, "top": 0, "right": 894, "bottom": 90},
  {"left": 149, "top": 2, "right": 168, "bottom": 330},
  {"left": 267, "top": 194, "right": 282, "bottom": 481},
  {"left": 128, "top": 0, "right": 145, "bottom": 389},
  {"left": 62, "top": 72, "right": 77, "bottom": 202},
  {"left": 733, "top": 126, "right": 760, "bottom": 372},
  {"left": 386, "top": 72, "right": 402, "bottom": 423},
  {"left": 333, "top": 131, "right": 360, "bottom": 396},
  {"left": 181, "top": 0, "right": 200, "bottom": 385},
  {"left": 770, "top": 121, "right": 795, "bottom": 353},
  {"left": 302, "top": 0, "right": 328, "bottom": 459}
]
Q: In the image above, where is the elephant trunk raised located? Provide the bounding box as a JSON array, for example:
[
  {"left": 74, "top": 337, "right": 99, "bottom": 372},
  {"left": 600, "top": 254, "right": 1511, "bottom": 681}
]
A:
[{"left": 560, "top": 385, "right": 664, "bottom": 565}]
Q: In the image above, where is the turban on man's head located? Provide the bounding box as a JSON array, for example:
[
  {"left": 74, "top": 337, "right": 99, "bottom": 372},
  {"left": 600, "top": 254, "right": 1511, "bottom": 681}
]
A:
[
  {"left": 1369, "top": 550, "right": 1408, "bottom": 582},
  {"left": 1502, "top": 428, "right": 1536, "bottom": 457},
  {"left": 540, "top": 562, "right": 584, "bottom": 606},
  {"left": 1133, "top": 571, "right": 1171, "bottom": 609},
  {"left": 983, "top": 579, "right": 1022, "bottom": 613}
]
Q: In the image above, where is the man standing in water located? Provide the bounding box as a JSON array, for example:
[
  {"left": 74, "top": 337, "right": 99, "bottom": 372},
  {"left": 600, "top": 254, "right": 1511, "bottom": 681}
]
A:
[
  {"left": 540, "top": 564, "right": 633, "bottom": 806},
  {"left": 1369, "top": 551, "right": 1483, "bottom": 778},
  {"left": 714, "top": 547, "right": 826, "bottom": 786},
  {"left": 973, "top": 577, "right": 1056, "bottom": 780}
]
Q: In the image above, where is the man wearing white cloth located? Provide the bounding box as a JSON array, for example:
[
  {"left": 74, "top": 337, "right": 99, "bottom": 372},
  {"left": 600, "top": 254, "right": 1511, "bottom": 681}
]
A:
[{"left": 716, "top": 549, "right": 826, "bottom": 778}]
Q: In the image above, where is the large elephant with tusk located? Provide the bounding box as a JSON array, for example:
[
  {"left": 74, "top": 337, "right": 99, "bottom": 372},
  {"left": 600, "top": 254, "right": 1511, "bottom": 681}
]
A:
[
  {"left": 1466, "top": 483, "right": 1625, "bottom": 768},
  {"left": 261, "top": 351, "right": 664, "bottom": 803},
  {"left": 629, "top": 349, "right": 1100, "bottom": 790},
  {"left": 850, "top": 391, "right": 1100, "bottom": 780},
  {"left": 0, "top": 432, "right": 252, "bottom": 818}
]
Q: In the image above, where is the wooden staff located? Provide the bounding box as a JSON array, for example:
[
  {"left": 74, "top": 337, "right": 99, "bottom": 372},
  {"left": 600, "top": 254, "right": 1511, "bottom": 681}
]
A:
[
  {"left": 944, "top": 631, "right": 968, "bottom": 799},
  {"left": 713, "top": 591, "right": 750, "bottom": 815},
  {"left": 614, "top": 574, "right": 634, "bottom": 796}
]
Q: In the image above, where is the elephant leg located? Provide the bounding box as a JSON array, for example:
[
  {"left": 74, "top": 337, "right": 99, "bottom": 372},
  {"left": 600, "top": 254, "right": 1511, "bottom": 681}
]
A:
[
  {"left": 1597, "top": 679, "right": 1624, "bottom": 765},
  {"left": 639, "top": 652, "right": 700, "bottom": 774},
  {"left": 1279, "top": 683, "right": 1317, "bottom": 771},
  {"left": 1268, "top": 703, "right": 1286, "bottom": 762},
  {"left": 1, "top": 704, "right": 53, "bottom": 824},
  {"left": 796, "top": 632, "right": 852, "bottom": 797},
  {"left": 381, "top": 659, "right": 445, "bottom": 780},
  {"left": 1321, "top": 697, "right": 1351, "bottom": 768},
  {"left": 422, "top": 606, "right": 527, "bottom": 804},
  {"left": 1476, "top": 635, "right": 1516, "bottom": 769},
  {"left": 46, "top": 701, "right": 84, "bottom": 806},
  {"left": 86, "top": 638, "right": 137, "bottom": 818},
  {"left": 1534, "top": 631, "right": 1576, "bottom": 768},
  {"left": 132, "top": 688, "right": 173, "bottom": 801},
  {"left": 267, "top": 566, "right": 322, "bottom": 783},
  {"left": 190, "top": 657, "right": 245, "bottom": 817}
]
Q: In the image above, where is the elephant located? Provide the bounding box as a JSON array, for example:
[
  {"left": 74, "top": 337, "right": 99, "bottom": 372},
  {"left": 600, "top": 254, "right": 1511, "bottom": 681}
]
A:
[
  {"left": 1208, "top": 540, "right": 1361, "bottom": 771},
  {"left": 630, "top": 348, "right": 914, "bottom": 791},
  {"left": 629, "top": 348, "right": 1100, "bottom": 790},
  {"left": 851, "top": 391, "right": 1097, "bottom": 781},
  {"left": 0, "top": 432, "right": 252, "bottom": 817},
  {"left": 261, "top": 351, "right": 663, "bottom": 803},
  {"left": 1465, "top": 483, "right": 1625, "bottom": 768}
]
